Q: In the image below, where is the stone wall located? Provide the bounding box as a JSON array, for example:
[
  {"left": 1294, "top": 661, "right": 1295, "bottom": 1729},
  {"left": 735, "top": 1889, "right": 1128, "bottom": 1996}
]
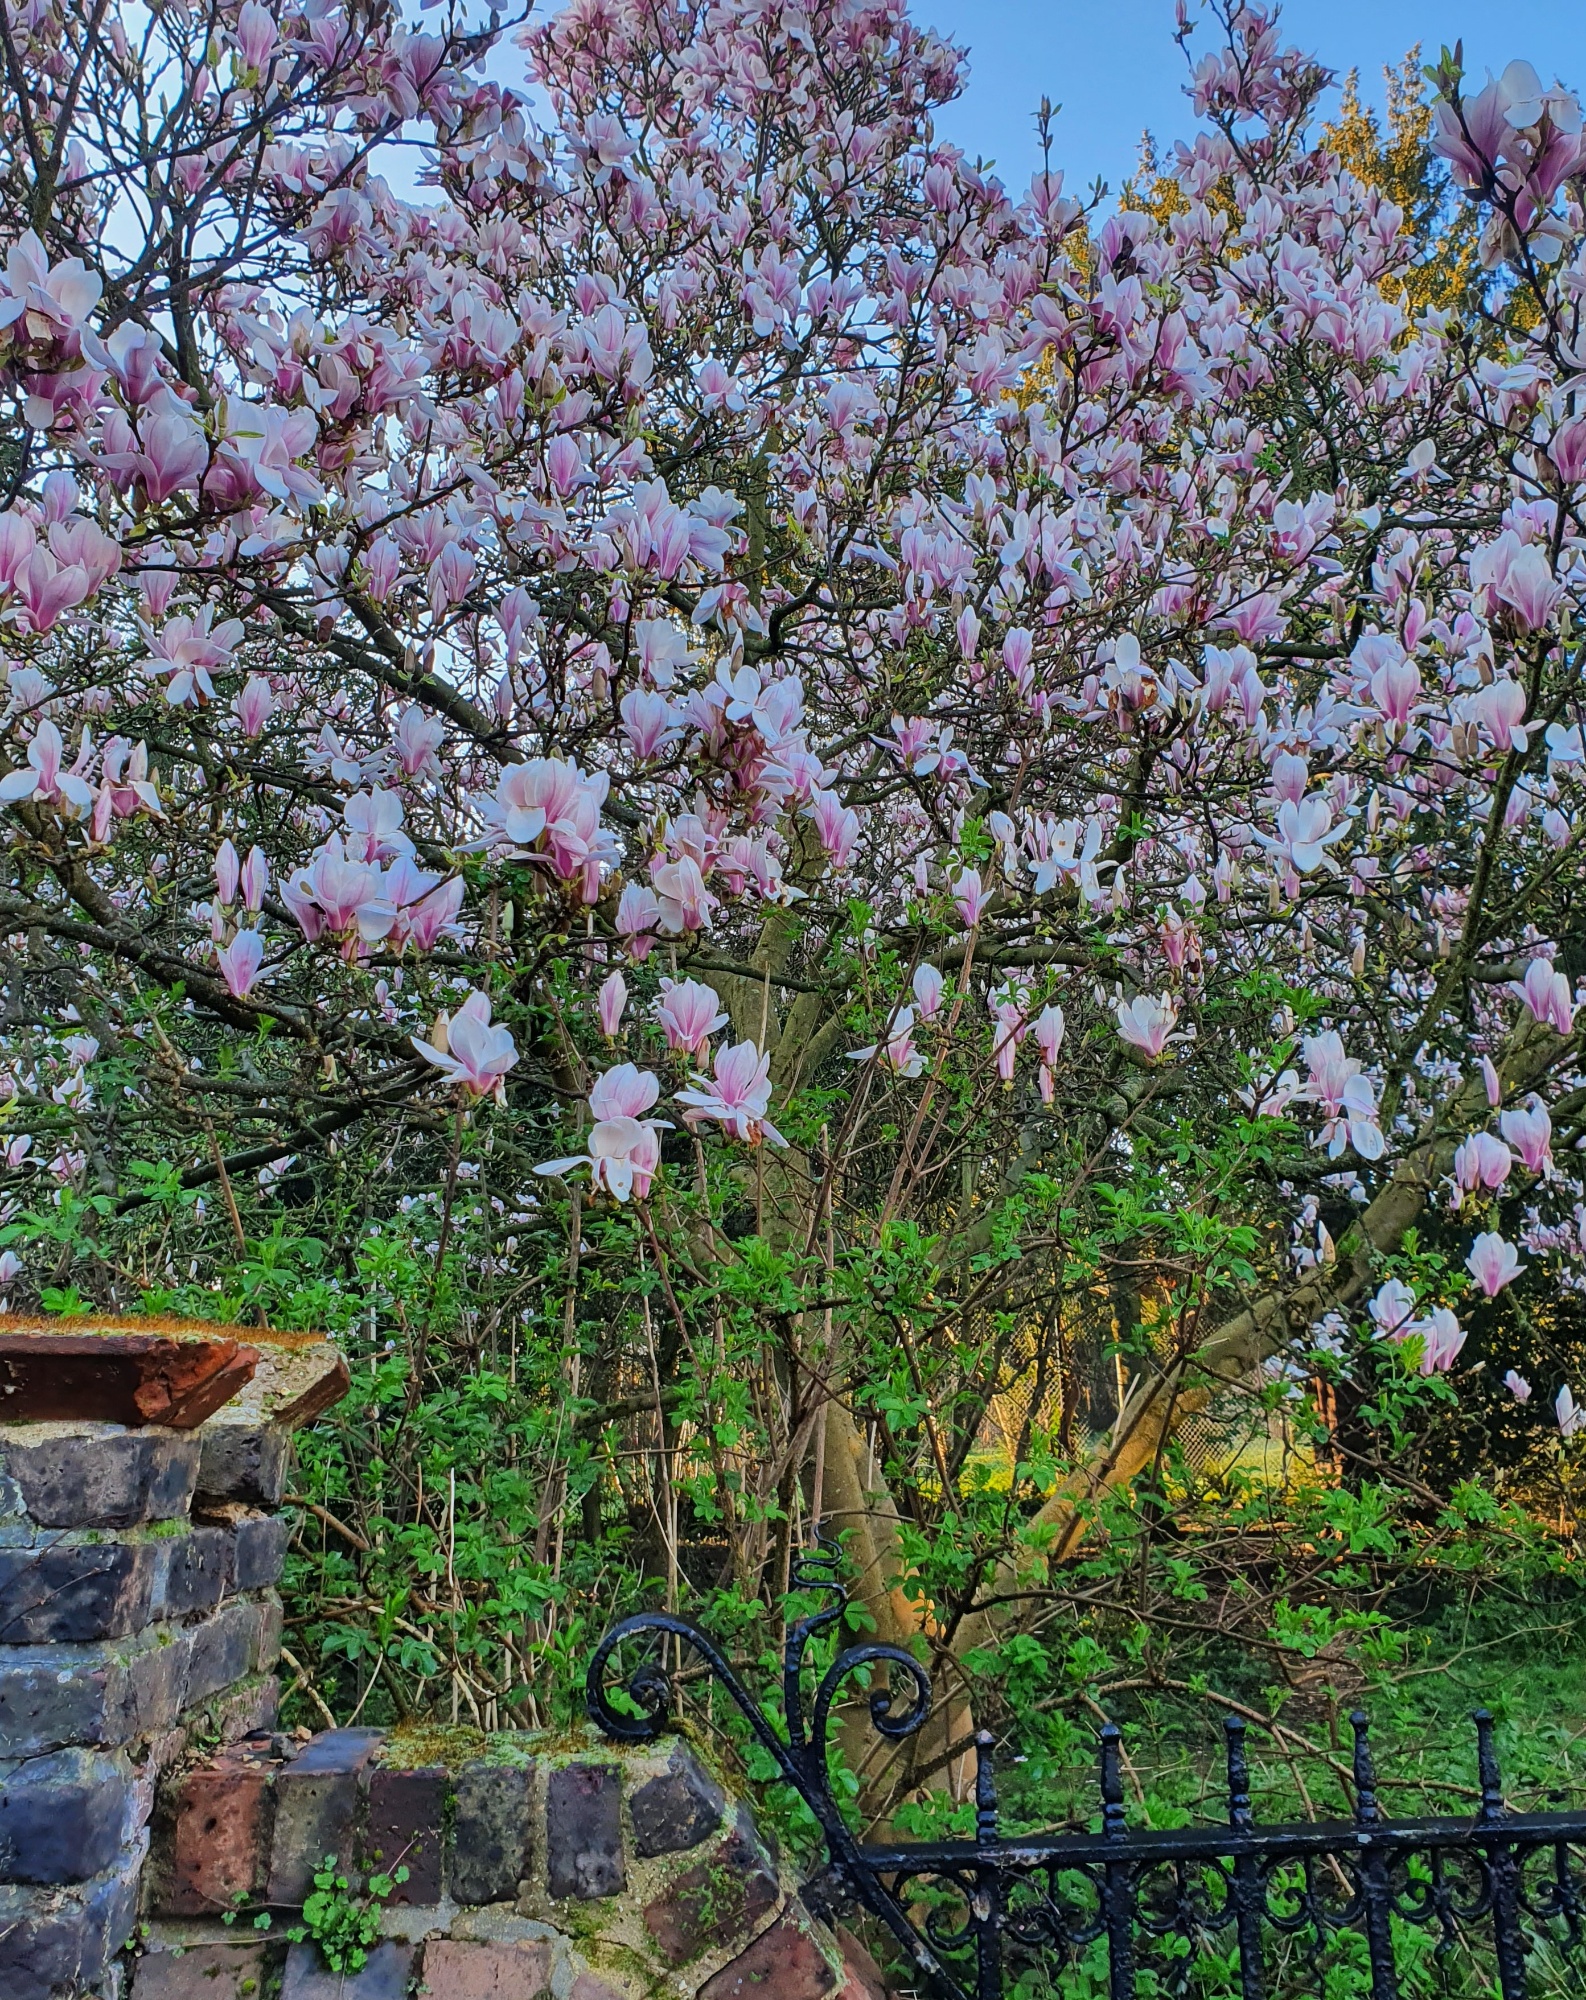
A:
[
  {"left": 0, "top": 1420, "right": 288, "bottom": 1999},
  {"left": 0, "top": 1324, "right": 889, "bottom": 2000}
]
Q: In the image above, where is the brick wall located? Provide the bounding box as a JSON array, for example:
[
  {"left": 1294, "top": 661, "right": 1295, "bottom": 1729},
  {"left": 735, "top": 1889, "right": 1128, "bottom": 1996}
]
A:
[{"left": 133, "top": 1726, "right": 892, "bottom": 2000}]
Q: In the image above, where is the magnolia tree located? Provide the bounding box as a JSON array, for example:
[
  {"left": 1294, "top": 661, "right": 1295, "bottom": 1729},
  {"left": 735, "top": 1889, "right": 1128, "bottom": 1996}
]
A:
[{"left": 3, "top": 0, "right": 1586, "bottom": 1802}]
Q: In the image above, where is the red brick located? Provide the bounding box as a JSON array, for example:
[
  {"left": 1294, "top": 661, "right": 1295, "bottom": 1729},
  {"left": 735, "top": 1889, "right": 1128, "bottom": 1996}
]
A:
[
  {"left": 697, "top": 1918, "right": 839, "bottom": 2000},
  {"left": 364, "top": 1764, "right": 446, "bottom": 1903},
  {"left": 165, "top": 1747, "right": 279, "bottom": 1916},
  {"left": 421, "top": 1938, "right": 552, "bottom": 1998},
  {"left": 644, "top": 1821, "right": 779, "bottom": 1965},
  {"left": 834, "top": 1928, "right": 893, "bottom": 2000},
  {"left": 131, "top": 1942, "right": 270, "bottom": 1999},
  {"left": 570, "top": 1975, "right": 630, "bottom": 2000}
]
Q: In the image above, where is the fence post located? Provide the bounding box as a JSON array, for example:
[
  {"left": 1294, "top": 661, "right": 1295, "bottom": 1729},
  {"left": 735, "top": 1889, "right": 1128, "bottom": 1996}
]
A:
[
  {"left": 973, "top": 1729, "right": 1003, "bottom": 2000},
  {"left": 1224, "top": 1716, "right": 1266, "bottom": 2000},
  {"left": 1099, "top": 1723, "right": 1136, "bottom": 2000},
  {"left": 1476, "top": 1709, "right": 1529, "bottom": 2000},
  {"left": 1350, "top": 1712, "right": 1400, "bottom": 2000}
]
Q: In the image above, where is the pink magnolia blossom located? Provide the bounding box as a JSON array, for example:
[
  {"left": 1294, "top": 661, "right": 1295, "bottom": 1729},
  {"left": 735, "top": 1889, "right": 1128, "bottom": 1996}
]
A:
[
  {"left": 406, "top": 877, "right": 465, "bottom": 952},
  {"left": 235, "top": 0, "right": 277, "bottom": 70},
  {"left": 475, "top": 759, "right": 617, "bottom": 900},
  {"left": 1505, "top": 1370, "right": 1532, "bottom": 1403},
  {"left": 1473, "top": 678, "right": 1528, "bottom": 754},
  {"left": 1552, "top": 417, "right": 1586, "bottom": 485},
  {"left": 282, "top": 838, "right": 393, "bottom": 950},
  {"left": 1033, "top": 1003, "right": 1065, "bottom": 1104},
  {"left": 807, "top": 789, "right": 860, "bottom": 870},
  {"left": 0, "top": 720, "right": 94, "bottom": 816},
  {"left": 1559, "top": 1385, "right": 1586, "bottom": 1439},
  {"left": 1369, "top": 1278, "right": 1418, "bottom": 1339},
  {"left": 538, "top": 1116, "right": 662, "bottom": 1203},
  {"left": 1470, "top": 531, "right": 1564, "bottom": 632},
  {"left": 1451, "top": 1131, "right": 1512, "bottom": 1202},
  {"left": 1368, "top": 654, "right": 1421, "bottom": 730},
  {"left": 1115, "top": 993, "right": 1178, "bottom": 1060},
  {"left": 651, "top": 855, "right": 716, "bottom": 934},
  {"left": 1511, "top": 957, "right": 1576, "bottom": 1034},
  {"left": 11, "top": 547, "right": 90, "bottom": 633},
  {"left": 145, "top": 606, "right": 244, "bottom": 707},
  {"left": 1251, "top": 796, "right": 1350, "bottom": 876},
  {"left": 588, "top": 1063, "right": 661, "bottom": 1122},
  {"left": 952, "top": 868, "right": 989, "bottom": 928},
  {"left": 1405, "top": 1306, "right": 1467, "bottom": 1376},
  {"left": 655, "top": 979, "right": 729, "bottom": 1058},
  {"left": 110, "top": 406, "right": 210, "bottom": 507},
  {"left": 988, "top": 986, "right": 1028, "bottom": 1082},
  {"left": 392, "top": 706, "right": 444, "bottom": 777},
  {"left": 215, "top": 839, "right": 241, "bottom": 906},
  {"left": 1300, "top": 1031, "right": 1386, "bottom": 1160},
  {"left": 344, "top": 789, "right": 414, "bottom": 864},
  {"left": 597, "top": 969, "right": 628, "bottom": 1037},
  {"left": 616, "top": 882, "right": 663, "bottom": 960},
  {"left": 1466, "top": 1230, "right": 1524, "bottom": 1299},
  {"left": 848, "top": 1004, "right": 925, "bottom": 1079},
  {"left": 215, "top": 929, "right": 265, "bottom": 999},
  {"left": 537, "top": 1064, "right": 669, "bottom": 1201},
  {"left": 241, "top": 846, "right": 269, "bottom": 914},
  {"left": 412, "top": 990, "right": 518, "bottom": 1100},
  {"left": 0, "top": 229, "right": 101, "bottom": 336},
  {"left": 676, "top": 1040, "right": 786, "bottom": 1146},
  {"left": 1499, "top": 1097, "right": 1553, "bottom": 1175},
  {"left": 912, "top": 963, "right": 945, "bottom": 1021},
  {"left": 233, "top": 676, "right": 274, "bottom": 737},
  {"left": 1481, "top": 1055, "right": 1503, "bottom": 1107},
  {"left": 620, "top": 687, "right": 682, "bottom": 761}
]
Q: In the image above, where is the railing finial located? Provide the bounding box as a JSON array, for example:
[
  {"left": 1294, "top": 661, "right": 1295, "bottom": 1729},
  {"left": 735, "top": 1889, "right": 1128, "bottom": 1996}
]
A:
[
  {"left": 1474, "top": 1708, "right": 1506, "bottom": 1825},
  {"left": 1350, "top": 1709, "right": 1381, "bottom": 1826},
  {"left": 1224, "top": 1713, "right": 1253, "bottom": 1832}
]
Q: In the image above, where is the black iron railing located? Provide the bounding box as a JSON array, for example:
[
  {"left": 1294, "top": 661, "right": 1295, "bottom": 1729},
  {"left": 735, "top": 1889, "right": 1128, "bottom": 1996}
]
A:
[{"left": 587, "top": 1546, "right": 1586, "bottom": 2000}]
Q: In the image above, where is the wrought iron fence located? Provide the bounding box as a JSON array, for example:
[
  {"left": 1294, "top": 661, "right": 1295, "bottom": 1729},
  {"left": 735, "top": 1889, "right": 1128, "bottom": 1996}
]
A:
[{"left": 586, "top": 1546, "right": 1586, "bottom": 2000}]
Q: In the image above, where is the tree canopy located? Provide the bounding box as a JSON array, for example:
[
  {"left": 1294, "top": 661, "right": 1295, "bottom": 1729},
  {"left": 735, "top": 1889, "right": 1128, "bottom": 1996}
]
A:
[{"left": 4, "top": 0, "right": 1586, "bottom": 1816}]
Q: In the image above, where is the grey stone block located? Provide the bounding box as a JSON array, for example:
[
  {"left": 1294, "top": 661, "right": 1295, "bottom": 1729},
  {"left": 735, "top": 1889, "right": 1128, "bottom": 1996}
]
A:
[
  {"left": 0, "top": 1747, "right": 133, "bottom": 1884},
  {"left": 0, "top": 1423, "right": 200, "bottom": 1529},
  {"left": 197, "top": 1422, "right": 289, "bottom": 1507},
  {"left": 545, "top": 1762, "right": 623, "bottom": 1900},
  {"left": 258, "top": 1590, "right": 284, "bottom": 1673},
  {"left": 152, "top": 1526, "right": 232, "bottom": 1619},
  {"left": 267, "top": 1727, "right": 384, "bottom": 1907},
  {"left": 0, "top": 1831, "right": 146, "bottom": 2000},
  {"left": 232, "top": 1511, "right": 291, "bottom": 1591},
  {"left": 629, "top": 1744, "right": 725, "bottom": 1857},
  {"left": 451, "top": 1757, "right": 534, "bottom": 1904},
  {"left": 0, "top": 1537, "right": 158, "bottom": 1643},
  {"left": 280, "top": 1938, "right": 413, "bottom": 1999},
  {"left": 184, "top": 1595, "right": 265, "bottom": 1707},
  {"left": 0, "top": 1622, "right": 191, "bottom": 1754}
]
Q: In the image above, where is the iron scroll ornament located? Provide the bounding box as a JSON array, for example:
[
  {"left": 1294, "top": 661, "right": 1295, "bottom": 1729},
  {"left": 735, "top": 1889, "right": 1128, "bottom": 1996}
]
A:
[{"left": 585, "top": 1541, "right": 994, "bottom": 2000}]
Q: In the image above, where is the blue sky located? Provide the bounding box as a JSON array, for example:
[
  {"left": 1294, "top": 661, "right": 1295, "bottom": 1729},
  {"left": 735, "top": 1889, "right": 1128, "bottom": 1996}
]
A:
[{"left": 918, "top": 0, "right": 1586, "bottom": 196}]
